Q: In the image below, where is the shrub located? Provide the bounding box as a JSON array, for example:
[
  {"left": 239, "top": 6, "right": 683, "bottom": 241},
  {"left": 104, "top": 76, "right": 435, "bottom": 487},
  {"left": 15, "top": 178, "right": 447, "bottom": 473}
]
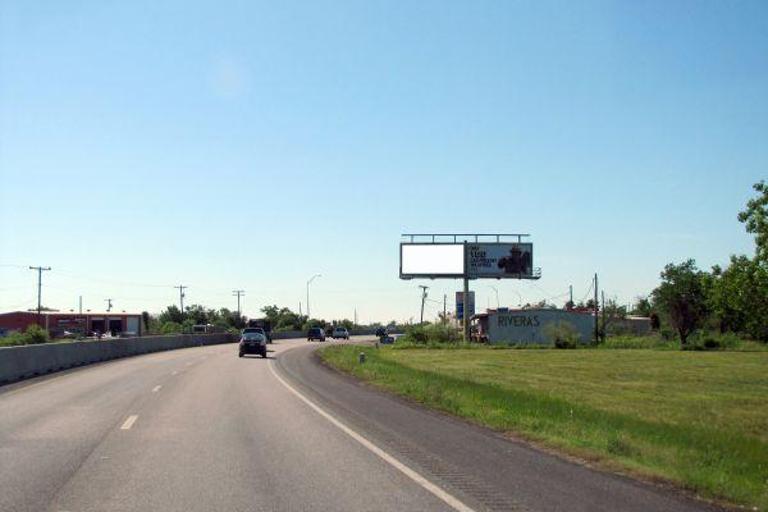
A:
[
  {"left": 686, "top": 331, "right": 744, "bottom": 351},
  {"left": 543, "top": 321, "right": 580, "bottom": 349},
  {"left": 160, "top": 321, "right": 183, "bottom": 334},
  {"left": 399, "top": 323, "right": 461, "bottom": 345},
  {"left": 0, "top": 324, "right": 50, "bottom": 346}
]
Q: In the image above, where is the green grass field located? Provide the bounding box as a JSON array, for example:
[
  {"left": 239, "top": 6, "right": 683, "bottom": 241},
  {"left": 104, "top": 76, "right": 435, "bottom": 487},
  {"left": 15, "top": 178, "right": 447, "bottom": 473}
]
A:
[{"left": 320, "top": 345, "right": 768, "bottom": 510}]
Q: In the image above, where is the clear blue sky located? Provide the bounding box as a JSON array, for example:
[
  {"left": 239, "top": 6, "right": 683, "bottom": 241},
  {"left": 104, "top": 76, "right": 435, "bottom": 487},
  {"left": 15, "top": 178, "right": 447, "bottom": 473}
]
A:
[{"left": 1, "top": 1, "right": 766, "bottom": 322}]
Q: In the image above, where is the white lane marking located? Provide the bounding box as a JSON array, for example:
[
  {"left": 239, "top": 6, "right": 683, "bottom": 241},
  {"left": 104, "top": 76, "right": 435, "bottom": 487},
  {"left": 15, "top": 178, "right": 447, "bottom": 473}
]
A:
[
  {"left": 268, "top": 361, "right": 476, "bottom": 512},
  {"left": 152, "top": 385, "right": 162, "bottom": 393},
  {"left": 120, "top": 415, "right": 139, "bottom": 430}
]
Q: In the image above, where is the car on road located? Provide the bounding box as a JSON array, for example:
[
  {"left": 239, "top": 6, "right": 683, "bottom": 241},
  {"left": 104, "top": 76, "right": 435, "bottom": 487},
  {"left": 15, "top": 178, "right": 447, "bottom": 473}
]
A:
[
  {"left": 307, "top": 327, "right": 326, "bottom": 342},
  {"left": 239, "top": 332, "right": 267, "bottom": 358},
  {"left": 242, "top": 327, "right": 271, "bottom": 343},
  {"left": 330, "top": 327, "right": 349, "bottom": 340}
]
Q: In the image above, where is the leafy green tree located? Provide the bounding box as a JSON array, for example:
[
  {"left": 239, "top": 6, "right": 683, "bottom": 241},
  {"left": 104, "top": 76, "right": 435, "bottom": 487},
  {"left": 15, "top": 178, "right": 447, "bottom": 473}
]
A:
[
  {"left": 651, "top": 260, "right": 709, "bottom": 346},
  {"left": 158, "top": 305, "right": 184, "bottom": 324},
  {"left": 710, "top": 256, "right": 768, "bottom": 341},
  {"left": 631, "top": 297, "right": 652, "bottom": 317},
  {"left": 738, "top": 180, "right": 768, "bottom": 263}
]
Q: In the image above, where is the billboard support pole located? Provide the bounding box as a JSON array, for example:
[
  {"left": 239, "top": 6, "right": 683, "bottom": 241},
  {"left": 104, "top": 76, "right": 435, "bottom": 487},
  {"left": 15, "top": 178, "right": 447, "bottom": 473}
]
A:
[{"left": 463, "top": 241, "right": 470, "bottom": 342}]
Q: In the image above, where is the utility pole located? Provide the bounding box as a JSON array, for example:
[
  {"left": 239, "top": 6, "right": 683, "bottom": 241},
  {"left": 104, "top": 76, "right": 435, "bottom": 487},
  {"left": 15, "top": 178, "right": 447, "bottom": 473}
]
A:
[
  {"left": 354, "top": 308, "right": 358, "bottom": 326},
  {"left": 79, "top": 295, "right": 83, "bottom": 315},
  {"left": 232, "top": 289, "right": 245, "bottom": 316},
  {"left": 105, "top": 298, "right": 113, "bottom": 312},
  {"left": 29, "top": 266, "right": 51, "bottom": 326},
  {"left": 299, "top": 301, "right": 302, "bottom": 317},
  {"left": 593, "top": 273, "right": 599, "bottom": 344},
  {"left": 306, "top": 274, "right": 321, "bottom": 319},
  {"left": 463, "top": 241, "right": 471, "bottom": 342},
  {"left": 419, "top": 285, "right": 429, "bottom": 324},
  {"left": 601, "top": 290, "right": 606, "bottom": 342},
  {"left": 569, "top": 285, "right": 573, "bottom": 306},
  {"left": 174, "top": 285, "right": 187, "bottom": 316},
  {"left": 443, "top": 294, "right": 447, "bottom": 323}
]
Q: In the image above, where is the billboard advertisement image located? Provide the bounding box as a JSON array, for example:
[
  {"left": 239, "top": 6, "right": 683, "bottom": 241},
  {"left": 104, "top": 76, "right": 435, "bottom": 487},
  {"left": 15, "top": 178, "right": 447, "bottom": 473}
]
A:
[{"left": 467, "top": 243, "right": 533, "bottom": 278}]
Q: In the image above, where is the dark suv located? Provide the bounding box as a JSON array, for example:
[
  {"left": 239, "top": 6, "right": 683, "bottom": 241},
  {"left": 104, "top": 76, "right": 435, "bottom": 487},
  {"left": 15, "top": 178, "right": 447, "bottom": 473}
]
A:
[
  {"left": 307, "top": 327, "right": 326, "bottom": 342},
  {"left": 239, "top": 332, "right": 267, "bottom": 358}
]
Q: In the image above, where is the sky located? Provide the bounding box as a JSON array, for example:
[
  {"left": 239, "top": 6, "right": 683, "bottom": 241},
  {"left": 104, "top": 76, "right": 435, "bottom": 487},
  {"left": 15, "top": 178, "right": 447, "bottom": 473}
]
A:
[{"left": 1, "top": 0, "right": 766, "bottom": 323}]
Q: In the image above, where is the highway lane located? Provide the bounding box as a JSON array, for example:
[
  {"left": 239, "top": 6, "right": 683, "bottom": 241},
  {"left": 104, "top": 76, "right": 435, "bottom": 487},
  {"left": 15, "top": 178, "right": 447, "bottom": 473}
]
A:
[
  {"left": 0, "top": 337, "right": 453, "bottom": 512},
  {"left": 0, "top": 337, "right": 723, "bottom": 512}
]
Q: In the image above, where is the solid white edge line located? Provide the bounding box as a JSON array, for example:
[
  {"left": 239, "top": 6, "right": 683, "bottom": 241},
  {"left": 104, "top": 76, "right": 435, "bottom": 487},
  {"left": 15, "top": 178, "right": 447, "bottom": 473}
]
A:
[
  {"left": 268, "top": 360, "right": 476, "bottom": 512},
  {"left": 120, "top": 415, "right": 139, "bottom": 430}
]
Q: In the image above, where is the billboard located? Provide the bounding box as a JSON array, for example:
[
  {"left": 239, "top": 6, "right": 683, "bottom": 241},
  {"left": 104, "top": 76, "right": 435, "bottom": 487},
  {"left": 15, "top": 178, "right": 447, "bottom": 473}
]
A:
[
  {"left": 400, "top": 244, "right": 464, "bottom": 279},
  {"left": 456, "top": 291, "right": 475, "bottom": 320},
  {"left": 467, "top": 243, "right": 533, "bottom": 278}
]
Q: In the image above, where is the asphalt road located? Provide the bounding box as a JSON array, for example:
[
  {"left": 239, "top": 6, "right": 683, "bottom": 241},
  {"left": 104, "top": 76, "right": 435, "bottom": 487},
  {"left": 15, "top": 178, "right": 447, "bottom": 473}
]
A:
[{"left": 0, "top": 337, "right": 722, "bottom": 512}]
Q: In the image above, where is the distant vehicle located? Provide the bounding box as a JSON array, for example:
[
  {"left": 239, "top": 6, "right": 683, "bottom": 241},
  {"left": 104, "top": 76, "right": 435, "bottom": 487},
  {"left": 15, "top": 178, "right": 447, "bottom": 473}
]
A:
[
  {"left": 375, "top": 326, "right": 388, "bottom": 338},
  {"left": 331, "top": 327, "right": 349, "bottom": 340},
  {"left": 246, "top": 319, "right": 273, "bottom": 343},
  {"left": 307, "top": 327, "right": 326, "bottom": 342},
  {"left": 239, "top": 332, "right": 267, "bottom": 358},
  {"left": 242, "top": 327, "right": 271, "bottom": 343}
]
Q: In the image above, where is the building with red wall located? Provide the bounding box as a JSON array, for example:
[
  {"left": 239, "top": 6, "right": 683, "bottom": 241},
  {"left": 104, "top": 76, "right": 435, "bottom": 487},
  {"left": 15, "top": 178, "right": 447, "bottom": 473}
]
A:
[{"left": 0, "top": 311, "right": 143, "bottom": 337}]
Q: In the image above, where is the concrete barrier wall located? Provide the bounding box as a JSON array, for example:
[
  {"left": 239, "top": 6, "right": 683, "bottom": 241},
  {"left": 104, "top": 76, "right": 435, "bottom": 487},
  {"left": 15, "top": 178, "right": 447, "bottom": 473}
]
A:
[{"left": 0, "top": 333, "right": 235, "bottom": 385}]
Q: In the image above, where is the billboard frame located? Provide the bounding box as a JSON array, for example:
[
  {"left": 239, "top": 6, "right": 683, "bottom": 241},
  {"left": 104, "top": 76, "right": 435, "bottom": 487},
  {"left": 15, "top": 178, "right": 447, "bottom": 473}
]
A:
[{"left": 399, "top": 233, "right": 542, "bottom": 343}]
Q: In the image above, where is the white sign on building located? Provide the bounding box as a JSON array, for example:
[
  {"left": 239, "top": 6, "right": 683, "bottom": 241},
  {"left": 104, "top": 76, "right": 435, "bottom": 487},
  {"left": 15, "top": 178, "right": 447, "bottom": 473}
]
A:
[{"left": 486, "top": 309, "right": 593, "bottom": 345}]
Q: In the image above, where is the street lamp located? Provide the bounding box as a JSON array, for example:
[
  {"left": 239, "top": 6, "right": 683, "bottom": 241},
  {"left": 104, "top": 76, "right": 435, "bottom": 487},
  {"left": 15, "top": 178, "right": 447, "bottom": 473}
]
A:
[
  {"left": 488, "top": 286, "right": 500, "bottom": 308},
  {"left": 306, "top": 274, "right": 321, "bottom": 318}
]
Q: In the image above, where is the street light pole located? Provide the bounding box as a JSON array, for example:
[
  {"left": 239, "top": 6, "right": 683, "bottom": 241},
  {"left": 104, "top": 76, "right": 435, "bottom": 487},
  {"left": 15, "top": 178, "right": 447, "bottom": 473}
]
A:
[
  {"left": 306, "top": 274, "right": 321, "bottom": 318},
  {"left": 489, "top": 285, "right": 500, "bottom": 308}
]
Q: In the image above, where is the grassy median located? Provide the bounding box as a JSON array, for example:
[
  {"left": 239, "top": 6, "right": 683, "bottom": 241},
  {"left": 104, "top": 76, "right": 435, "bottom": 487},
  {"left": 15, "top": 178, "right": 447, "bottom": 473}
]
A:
[{"left": 319, "top": 345, "right": 768, "bottom": 510}]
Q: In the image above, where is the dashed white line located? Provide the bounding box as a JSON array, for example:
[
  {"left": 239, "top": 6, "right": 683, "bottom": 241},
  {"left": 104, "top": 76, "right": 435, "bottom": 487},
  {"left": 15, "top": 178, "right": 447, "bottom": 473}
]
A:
[
  {"left": 120, "top": 415, "right": 139, "bottom": 430},
  {"left": 268, "top": 360, "right": 476, "bottom": 512},
  {"left": 152, "top": 385, "right": 162, "bottom": 393}
]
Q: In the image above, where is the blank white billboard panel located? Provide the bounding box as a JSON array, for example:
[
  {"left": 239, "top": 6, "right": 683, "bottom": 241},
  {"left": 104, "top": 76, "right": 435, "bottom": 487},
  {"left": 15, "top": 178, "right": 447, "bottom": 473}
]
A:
[{"left": 400, "top": 244, "right": 464, "bottom": 278}]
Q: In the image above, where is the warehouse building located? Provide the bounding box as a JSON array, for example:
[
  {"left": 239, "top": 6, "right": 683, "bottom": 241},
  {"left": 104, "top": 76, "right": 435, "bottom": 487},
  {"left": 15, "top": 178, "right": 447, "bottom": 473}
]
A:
[
  {"left": 0, "top": 311, "right": 143, "bottom": 338},
  {"left": 472, "top": 308, "right": 594, "bottom": 345}
]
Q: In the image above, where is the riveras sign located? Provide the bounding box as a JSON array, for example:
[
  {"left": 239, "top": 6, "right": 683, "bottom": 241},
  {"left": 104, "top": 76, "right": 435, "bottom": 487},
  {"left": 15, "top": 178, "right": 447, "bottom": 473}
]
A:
[{"left": 486, "top": 309, "right": 593, "bottom": 345}]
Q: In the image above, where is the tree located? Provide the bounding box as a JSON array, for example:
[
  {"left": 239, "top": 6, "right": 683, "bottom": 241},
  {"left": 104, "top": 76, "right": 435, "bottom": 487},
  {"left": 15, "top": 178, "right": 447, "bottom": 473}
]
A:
[
  {"left": 651, "top": 260, "right": 709, "bottom": 346},
  {"left": 738, "top": 180, "right": 768, "bottom": 263},
  {"left": 631, "top": 297, "right": 652, "bottom": 317},
  {"left": 709, "top": 255, "right": 768, "bottom": 341},
  {"left": 158, "top": 305, "right": 184, "bottom": 325}
]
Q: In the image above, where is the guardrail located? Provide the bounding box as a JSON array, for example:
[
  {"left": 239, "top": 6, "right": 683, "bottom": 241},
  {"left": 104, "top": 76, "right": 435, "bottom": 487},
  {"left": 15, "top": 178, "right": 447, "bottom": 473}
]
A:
[{"left": 0, "top": 333, "right": 235, "bottom": 385}]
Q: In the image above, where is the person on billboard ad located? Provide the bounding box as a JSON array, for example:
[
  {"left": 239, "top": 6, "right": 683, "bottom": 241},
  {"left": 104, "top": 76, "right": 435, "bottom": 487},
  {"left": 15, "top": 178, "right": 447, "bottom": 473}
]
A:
[{"left": 497, "top": 245, "right": 532, "bottom": 275}]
